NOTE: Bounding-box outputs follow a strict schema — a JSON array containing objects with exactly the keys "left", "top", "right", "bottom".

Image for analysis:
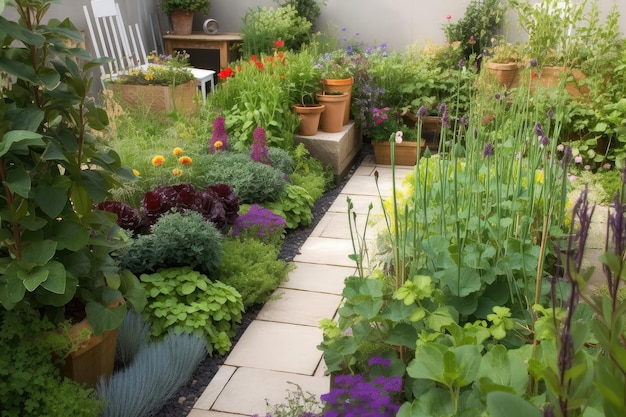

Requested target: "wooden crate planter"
[
  {"left": 109, "top": 80, "right": 198, "bottom": 116},
  {"left": 372, "top": 140, "right": 424, "bottom": 166}
]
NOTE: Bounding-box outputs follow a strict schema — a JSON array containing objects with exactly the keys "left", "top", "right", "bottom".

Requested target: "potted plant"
[
  {"left": 0, "top": 0, "right": 146, "bottom": 383},
  {"left": 108, "top": 50, "right": 198, "bottom": 115},
  {"left": 366, "top": 107, "right": 420, "bottom": 166},
  {"left": 484, "top": 40, "right": 522, "bottom": 88},
  {"left": 284, "top": 45, "right": 325, "bottom": 136},
  {"left": 316, "top": 48, "right": 360, "bottom": 125},
  {"left": 160, "top": 0, "right": 211, "bottom": 35}
]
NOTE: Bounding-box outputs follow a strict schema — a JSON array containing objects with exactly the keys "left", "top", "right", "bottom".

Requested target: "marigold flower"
[
  {"left": 144, "top": 72, "right": 154, "bottom": 81},
  {"left": 132, "top": 169, "right": 140, "bottom": 177},
  {"left": 151, "top": 155, "right": 165, "bottom": 166},
  {"left": 173, "top": 147, "right": 183, "bottom": 156},
  {"left": 178, "top": 156, "right": 192, "bottom": 166},
  {"left": 172, "top": 168, "right": 183, "bottom": 176},
  {"left": 214, "top": 140, "right": 223, "bottom": 150}
]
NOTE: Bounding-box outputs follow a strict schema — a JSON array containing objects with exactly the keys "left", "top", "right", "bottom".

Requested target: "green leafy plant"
[
  {"left": 111, "top": 51, "right": 195, "bottom": 86},
  {"left": 118, "top": 211, "right": 223, "bottom": 276},
  {"left": 240, "top": 5, "right": 312, "bottom": 56},
  {"left": 283, "top": 44, "right": 323, "bottom": 105},
  {"left": 274, "top": 0, "right": 326, "bottom": 27},
  {"left": 160, "top": 0, "right": 210, "bottom": 14},
  {"left": 139, "top": 266, "right": 244, "bottom": 355},
  {"left": 217, "top": 236, "right": 292, "bottom": 308},
  {"left": 264, "top": 184, "right": 315, "bottom": 229},
  {"left": 0, "top": 0, "right": 145, "bottom": 335},
  {"left": 0, "top": 306, "right": 102, "bottom": 417}
]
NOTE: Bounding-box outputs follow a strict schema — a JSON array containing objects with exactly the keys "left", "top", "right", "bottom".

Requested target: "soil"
[{"left": 152, "top": 144, "right": 372, "bottom": 417}]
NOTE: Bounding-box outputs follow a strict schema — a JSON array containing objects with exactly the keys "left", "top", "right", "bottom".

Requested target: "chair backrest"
[{"left": 83, "top": 0, "right": 148, "bottom": 82}]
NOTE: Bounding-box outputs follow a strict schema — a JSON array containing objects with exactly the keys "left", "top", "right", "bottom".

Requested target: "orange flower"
[
  {"left": 151, "top": 155, "right": 165, "bottom": 166},
  {"left": 132, "top": 169, "right": 140, "bottom": 177},
  {"left": 214, "top": 140, "right": 223, "bottom": 150},
  {"left": 178, "top": 156, "right": 192, "bottom": 166},
  {"left": 172, "top": 168, "right": 183, "bottom": 176},
  {"left": 173, "top": 147, "right": 183, "bottom": 156}
]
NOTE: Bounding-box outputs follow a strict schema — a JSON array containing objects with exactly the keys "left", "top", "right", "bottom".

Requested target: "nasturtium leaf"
[
  {"left": 22, "top": 239, "right": 57, "bottom": 265},
  {"left": 18, "top": 267, "right": 49, "bottom": 292}
]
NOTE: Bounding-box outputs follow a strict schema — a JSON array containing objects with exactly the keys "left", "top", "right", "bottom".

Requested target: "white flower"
[{"left": 395, "top": 131, "right": 403, "bottom": 143}]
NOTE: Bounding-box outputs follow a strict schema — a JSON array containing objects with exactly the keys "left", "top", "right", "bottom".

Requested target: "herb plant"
[{"left": 139, "top": 266, "right": 244, "bottom": 355}]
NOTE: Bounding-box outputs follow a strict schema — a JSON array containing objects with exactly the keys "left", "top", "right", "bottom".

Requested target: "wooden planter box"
[
  {"left": 372, "top": 141, "right": 424, "bottom": 166},
  {"left": 109, "top": 80, "right": 198, "bottom": 116}
]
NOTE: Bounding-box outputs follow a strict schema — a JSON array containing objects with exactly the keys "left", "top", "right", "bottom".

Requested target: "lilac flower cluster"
[
  {"left": 232, "top": 204, "right": 286, "bottom": 238},
  {"left": 320, "top": 367, "right": 402, "bottom": 417}
]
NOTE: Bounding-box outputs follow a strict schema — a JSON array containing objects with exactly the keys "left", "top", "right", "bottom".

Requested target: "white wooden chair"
[{"left": 83, "top": 0, "right": 215, "bottom": 102}]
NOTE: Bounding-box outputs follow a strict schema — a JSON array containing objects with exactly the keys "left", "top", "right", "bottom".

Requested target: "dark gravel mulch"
[{"left": 153, "top": 144, "right": 372, "bottom": 417}]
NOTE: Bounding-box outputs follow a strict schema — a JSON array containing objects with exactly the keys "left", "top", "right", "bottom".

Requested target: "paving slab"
[
  {"left": 225, "top": 320, "right": 323, "bottom": 375},
  {"left": 328, "top": 193, "right": 381, "bottom": 215},
  {"left": 194, "top": 365, "right": 237, "bottom": 410},
  {"left": 293, "top": 236, "right": 354, "bottom": 267},
  {"left": 257, "top": 288, "right": 342, "bottom": 326},
  {"left": 211, "top": 367, "right": 329, "bottom": 416},
  {"left": 312, "top": 211, "right": 377, "bottom": 241},
  {"left": 281, "top": 262, "right": 354, "bottom": 295},
  {"left": 188, "top": 410, "right": 242, "bottom": 417}
]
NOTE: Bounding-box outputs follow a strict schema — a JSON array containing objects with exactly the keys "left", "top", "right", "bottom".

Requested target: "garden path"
[
  {"left": 186, "top": 156, "right": 610, "bottom": 417},
  {"left": 187, "top": 154, "right": 412, "bottom": 416}
]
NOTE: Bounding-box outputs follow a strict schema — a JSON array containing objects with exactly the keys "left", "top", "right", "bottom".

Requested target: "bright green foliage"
[
  {"left": 139, "top": 266, "right": 244, "bottom": 355},
  {"left": 118, "top": 211, "right": 223, "bottom": 276},
  {"left": 264, "top": 184, "right": 315, "bottom": 229},
  {"left": 240, "top": 5, "right": 312, "bottom": 56},
  {"left": 0, "top": 306, "right": 102, "bottom": 417},
  {"left": 199, "top": 151, "right": 287, "bottom": 203},
  {"left": 216, "top": 236, "right": 292, "bottom": 308},
  {"left": 0, "top": 0, "right": 145, "bottom": 335}
]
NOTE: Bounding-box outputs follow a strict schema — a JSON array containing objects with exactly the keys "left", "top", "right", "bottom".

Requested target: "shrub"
[
  {"left": 217, "top": 237, "right": 292, "bottom": 308},
  {"left": 264, "top": 184, "right": 315, "bottom": 229},
  {"left": 139, "top": 266, "right": 244, "bottom": 355},
  {"left": 0, "top": 306, "right": 102, "bottom": 417},
  {"left": 118, "top": 211, "right": 223, "bottom": 276},
  {"left": 269, "top": 147, "right": 296, "bottom": 175},
  {"left": 200, "top": 151, "right": 287, "bottom": 203},
  {"left": 240, "top": 5, "right": 312, "bottom": 56},
  {"left": 98, "top": 331, "right": 206, "bottom": 417}
]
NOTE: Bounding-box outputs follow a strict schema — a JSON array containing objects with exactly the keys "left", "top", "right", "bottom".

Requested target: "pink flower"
[
  {"left": 574, "top": 155, "right": 583, "bottom": 164},
  {"left": 395, "top": 131, "right": 403, "bottom": 143},
  {"left": 446, "top": 14, "right": 452, "bottom": 20},
  {"left": 556, "top": 144, "right": 565, "bottom": 152}
]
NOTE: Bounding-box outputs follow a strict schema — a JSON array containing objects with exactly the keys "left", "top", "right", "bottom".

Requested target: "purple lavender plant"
[
  {"left": 232, "top": 204, "right": 286, "bottom": 239},
  {"left": 251, "top": 125, "right": 271, "bottom": 165}
]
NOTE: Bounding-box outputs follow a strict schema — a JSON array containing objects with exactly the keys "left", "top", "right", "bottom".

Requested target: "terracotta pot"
[
  {"left": 109, "top": 80, "right": 198, "bottom": 116},
  {"left": 170, "top": 10, "right": 194, "bottom": 35},
  {"left": 485, "top": 61, "right": 520, "bottom": 88},
  {"left": 372, "top": 140, "right": 424, "bottom": 166},
  {"left": 322, "top": 77, "right": 353, "bottom": 125},
  {"left": 316, "top": 92, "right": 349, "bottom": 133},
  {"left": 294, "top": 104, "right": 325, "bottom": 136},
  {"left": 60, "top": 318, "right": 118, "bottom": 387},
  {"left": 530, "top": 66, "right": 589, "bottom": 96}
]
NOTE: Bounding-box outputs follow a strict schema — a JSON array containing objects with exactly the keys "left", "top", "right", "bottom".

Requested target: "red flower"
[
  {"left": 250, "top": 55, "right": 258, "bottom": 62},
  {"left": 532, "top": 72, "right": 538, "bottom": 79},
  {"left": 217, "top": 67, "right": 234, "bottom": 79},
  {"left": 482, "top": 114, "right": 496, "bottom": 125},
  {"left": 446, "top": 14, "right": 452, "bottom": 20},
  {"left": 255, "top": 60, "right": 264, "bottom": 70},
  {"left": 273, "top": 39, "right": 284, "bottom": 48}
]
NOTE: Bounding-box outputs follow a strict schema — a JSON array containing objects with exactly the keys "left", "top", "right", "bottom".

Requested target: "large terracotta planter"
[
  {"left": 485, "top": 61, "right": 520, "bottom": 89},
  {"left": 294, "top": 104, "right": 325, "bottom": 136},
  {"left": 109, "top": 80, "right": 198, "bottom": 116},
  {"left": 60, "top": 318, "right": 118, "bottom": 387},
  {"left": 170, "top": 10, "right": 194, "bottom": 35},
  {"left": 322, "top": 77, "right": 353, "bottom": 125},
  {"left": 372, "top": 140, "right": 423, "bottom": 166},
  {"left": 316, "top": 92, "right": 349, "bottom": 133},
  {"left": 530, "top": 66, "right": 589, "bottom": 96}
]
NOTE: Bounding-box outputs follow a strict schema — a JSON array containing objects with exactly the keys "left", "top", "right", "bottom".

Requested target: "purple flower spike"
[
  {"left": 438, "top": 102, "right": 447, "bottom": 116},
  {"left": 417, "top": 105, "right": 428, "bottom": 118},
  {"left": 530, "top": 58, "right": 538, "bottom": 67},
  {"left": 540, "top": 135, "right": 550, "bottom": 147},
  {"left": 251, "top": 125, "right": 270, "bottom": 165},
  {"left": 483, "top": 143, "right": 494, "bottom": 157},
  {"left": 459, "top": 114, "right": 469, "bottom": 126},
  {"left": 533, "top": 122, "right": 544, "bottom": 137},
  {"left": 494, "top": 93, "right": 501, "bottom": 100},
  {"left": 547, "top": 107, "right": 554, "bottom": 119}
]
